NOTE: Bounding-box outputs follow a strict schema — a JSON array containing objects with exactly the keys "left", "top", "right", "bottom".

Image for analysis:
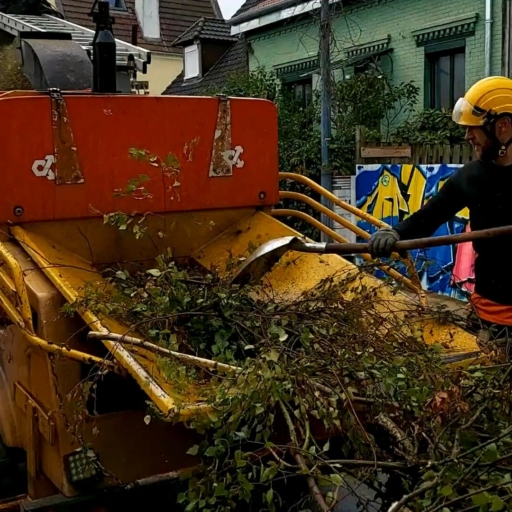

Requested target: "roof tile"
[
  {"left": 231, "top": 0, "right": 265, "bottom": 18},
  {"left": 173, "top": 17, "right": 237, "bottom": 46},
  {"left": 243, "top": 0, "right": 287, "bottom": 15},
  {"left": 60, "top": 0, "right": 218, "bottom": 55}
]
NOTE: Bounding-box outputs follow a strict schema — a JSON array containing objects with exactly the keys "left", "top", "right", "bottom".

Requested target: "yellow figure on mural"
[
  {"left": 358, "top": 164, "right": 469, "bottom": 223},
  {"left": 359, "top": 165, "right": 427, "bottom": 223}
]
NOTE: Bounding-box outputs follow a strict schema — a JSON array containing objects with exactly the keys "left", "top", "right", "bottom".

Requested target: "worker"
[{"left": 368, "top": 76, "right": 512, "bottom": 345}]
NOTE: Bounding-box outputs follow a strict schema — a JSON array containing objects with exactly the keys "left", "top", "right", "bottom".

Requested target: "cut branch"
[
  {"left": 279, "top": 400, "right": 329, "bottom": 511},
  {"left": 388, "top": 479, "right": 439, "bottom": 512},
  {"left": 376, "top": 413, "right": 415, "bottom": 457},
  {"left": 88, "top": 331, "right": 240, "bottom": 374}
]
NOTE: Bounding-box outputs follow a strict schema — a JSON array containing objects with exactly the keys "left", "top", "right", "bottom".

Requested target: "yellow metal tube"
[
  {"left": 0, "top": 287, "right": 119, "bottom": 371},
  {"left": 279, "top": 186, "right": 427, "bottom": 305},
  {"left": 0, "top": 268, "right": 16, "bottom": 295},
  {"left": 272, "top": 209, "right": 350, "bottom": 243},
  {"left": 0, "top": 242, "right": 33, "bottom": 332},
  {"left": 11, "top": 224, "right": 179, "bottom": 418},
  {"left": 280, "top": 191, "right": 371, "bottom": 239},
  {"left": 271, "top": 209, "right": 424, "bottom": 297},
  {"left": 0, "top": 288, "right": 25, "bottom": 329},
  {"left": 280, "top": 172, "right": 388, "bottom": 228},
  {"left": 23, "top": 332, "right": 122, "bottom": 374}
]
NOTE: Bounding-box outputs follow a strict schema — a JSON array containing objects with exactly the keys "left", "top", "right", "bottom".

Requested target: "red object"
[{"left": 0, "top": 92, "right": 279, "bottom": 223}]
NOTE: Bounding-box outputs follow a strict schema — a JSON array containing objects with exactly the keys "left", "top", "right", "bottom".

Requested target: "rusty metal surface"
[
  {"left": 50, "top": 90, "right": 84, "bottom": 185},
  {"left": 209, "top": 97, "right": 232, "bottom": 177}
]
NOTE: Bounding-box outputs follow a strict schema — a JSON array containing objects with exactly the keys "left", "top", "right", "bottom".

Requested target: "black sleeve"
[{"left": 393, "top": 168, "right": 468, "bottom": 241}]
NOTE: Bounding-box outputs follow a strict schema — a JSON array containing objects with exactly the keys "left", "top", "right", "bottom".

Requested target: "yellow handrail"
[
  {"left": 0, "top": 287, "right": 118, "bottom": 371},
  {"left": 280, "top": 191, "right": 371, "bottom": 240},
  {"left": 279, "top": 173, "right": 427, "bottom": 305},
  {"left": 279, "top": 172, "right": 388, "bottom": 228},
  {"left": 0, "top": 242, "right": 33, "bottom": 332},
  {"left": 272, "top": 209, "right": 424, "bottom": 298}
]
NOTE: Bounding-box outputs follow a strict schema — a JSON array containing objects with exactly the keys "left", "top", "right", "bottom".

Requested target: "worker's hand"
[{"left": 368, "top": 228, "right": 400, "bottom": 258}]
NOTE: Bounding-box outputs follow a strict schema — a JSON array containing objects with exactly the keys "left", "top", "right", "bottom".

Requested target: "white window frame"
[{"left": 184, "top": 44, "right": 201, "bottom": 80}]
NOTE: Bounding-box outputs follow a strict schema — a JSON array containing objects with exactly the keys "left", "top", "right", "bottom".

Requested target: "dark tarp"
[{"left": 0, "top": 0, "right": 63, "bottom": 18}]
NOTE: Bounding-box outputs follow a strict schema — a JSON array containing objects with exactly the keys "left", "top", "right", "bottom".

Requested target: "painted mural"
[{"left": 355, "top": 163, "right": 475, "bottom": 300}]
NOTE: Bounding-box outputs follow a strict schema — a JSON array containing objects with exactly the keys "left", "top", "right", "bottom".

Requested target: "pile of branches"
[{"left": 76, "top": 257, "right": 512, "bottom": 512}]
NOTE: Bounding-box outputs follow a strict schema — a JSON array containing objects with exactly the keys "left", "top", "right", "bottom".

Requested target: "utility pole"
[{"left": 319, "top": 0, "right": 333, "bottom": 241}]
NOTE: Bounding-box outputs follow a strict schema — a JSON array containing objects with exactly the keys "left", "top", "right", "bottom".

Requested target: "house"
[
  {"left": 168, "top": 0, "right": 512, "bottom": 111},
  {"left": 163, "top": 2, "right": 256, "bottom": 95},
  {"left": 162, "top": 18, "right": 247, "bottom": 95},
  {"left": 225, "top": 0, "right": 510, "bottom": 112},
  {"left": 53, "top": 0, "right": 222, "bottom": 94}
]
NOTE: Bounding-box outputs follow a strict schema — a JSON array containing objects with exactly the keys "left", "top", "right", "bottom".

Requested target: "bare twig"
[
  {"left": 279, "top": 400, "right": 329, "bottom": 511},
  {"left": 388, "top": 479, "right": 439, "bottom": 512},
  {"left": 376, "top": 413, "right": 415, "bottom": 457},
  {"left": 88, "top": 331, "right": 240, "bottom": 374},
  {"left": 328, "top": 460, "right": 408, "bottom": 470},
  {"left": 426, "top": 483, "right": 502, "bottom": 512}
]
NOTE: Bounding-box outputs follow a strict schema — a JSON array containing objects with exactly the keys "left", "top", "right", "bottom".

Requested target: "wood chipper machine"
[{"left": 0, "top": 2, "right": 485, "bottom": 510}]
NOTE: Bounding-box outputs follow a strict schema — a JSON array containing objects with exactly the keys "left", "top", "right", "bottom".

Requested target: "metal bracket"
[
  {"left": 49, "top": 89, "right": 84, "bottom": 185},
  {"left": 14, "top": 382, "right": 56, "bottom": 446},
  {"left": 208, "top": 97, "right": 245, "bottom": 177}
]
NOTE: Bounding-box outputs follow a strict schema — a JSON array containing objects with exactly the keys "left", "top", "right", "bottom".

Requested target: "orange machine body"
[
  {"left": 0, "top": 90, "right": 280, "bottom": 509},
  {"left": 0, "top": 91, "right": 279, "bottom": 224}
]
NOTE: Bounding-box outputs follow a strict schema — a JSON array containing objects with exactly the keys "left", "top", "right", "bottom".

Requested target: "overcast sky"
[{"left": 218, "top": 0, "right": 245, "bottom": 18}]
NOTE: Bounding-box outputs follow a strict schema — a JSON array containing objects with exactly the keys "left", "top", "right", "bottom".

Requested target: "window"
[
  {"left": 184, "top": 44, "right": 200, "bottom": 80},
  {"left": 286, "top": 78, "right": 312, "bottom": 109},
  {"left": 107, "top": 0, "right": 127, "bottom": 10},
  {"left": 426, "top": 47, "right": 465, "bottom": 109}
]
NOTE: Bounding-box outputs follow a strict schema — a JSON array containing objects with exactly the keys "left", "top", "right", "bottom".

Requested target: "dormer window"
[
  {"left": 107, "top": 0, "right": 127, "bottom": 11},
  {"left": 173, "top": 19, "right": 237, "bottom": 84},
  {"left": 184, "top": 44, "right": 201, "bottom": 80}
]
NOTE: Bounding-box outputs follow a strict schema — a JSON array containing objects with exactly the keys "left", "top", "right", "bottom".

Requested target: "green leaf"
[
  {"left": 483, "top": 443, "right": 498, "bottom": 462},
  {"left": 491, "top": 496, "right": 505, "bottom": 511},
  {"left": 266, "top": 488, "right": 274, "bottom": 504},
  {"left": 472, "top": 493, "right": 490, "bottom": 507},
  {"left": 323, "top": 440, "right": 330, "bottom": 452},
  {"left": 235, "top": 450, "right": 247, "bottom": 467},
  {"left": 185, "top": 502, "right": 196, "bottom": 512},
  {"left": 147, "top": 269, "right": 161, "bottom": 277},
  {"left": 204, "top": 446, "right": 216, "bottom": 457},
  {"left": 214, "top": 483, "right": 227, "bottom": 497},
  {"left": 186, "top": 445, "right": 199, "bottom": 456},
  {"left": 422, "top": 470, "right": 437, "bottom": 481},
  {"left": 440, "top": 485, "right": 453, "bottom": 497},
  {"left": 330, "top": 473, "right": 344, "bottom": 487},
  {"left": 115, "top": 270, "right": 127, "bottom": 280},
  {"left": 166, "top": 152, "right": 180, "bottom": 168},
  {"left": 238, "top": 473, "right": 254, "bottom": 492}
]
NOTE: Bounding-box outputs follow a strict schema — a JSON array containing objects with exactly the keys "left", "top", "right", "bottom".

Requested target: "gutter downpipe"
[
  {"left": 504, "top": 0, "right": 512, "bottom": 77},
  {"left": 485, "top": 0, "right": 492, "bottom": 76}
]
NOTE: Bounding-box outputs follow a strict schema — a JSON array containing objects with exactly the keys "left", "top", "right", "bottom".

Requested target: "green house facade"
[{"left": 228, "top": 0, "right": 512, "bottom": 111}]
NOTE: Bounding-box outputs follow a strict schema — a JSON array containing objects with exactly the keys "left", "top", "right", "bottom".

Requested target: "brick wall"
[{"left": 246, "top": 0, "right": 503, "bottom": 108}]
